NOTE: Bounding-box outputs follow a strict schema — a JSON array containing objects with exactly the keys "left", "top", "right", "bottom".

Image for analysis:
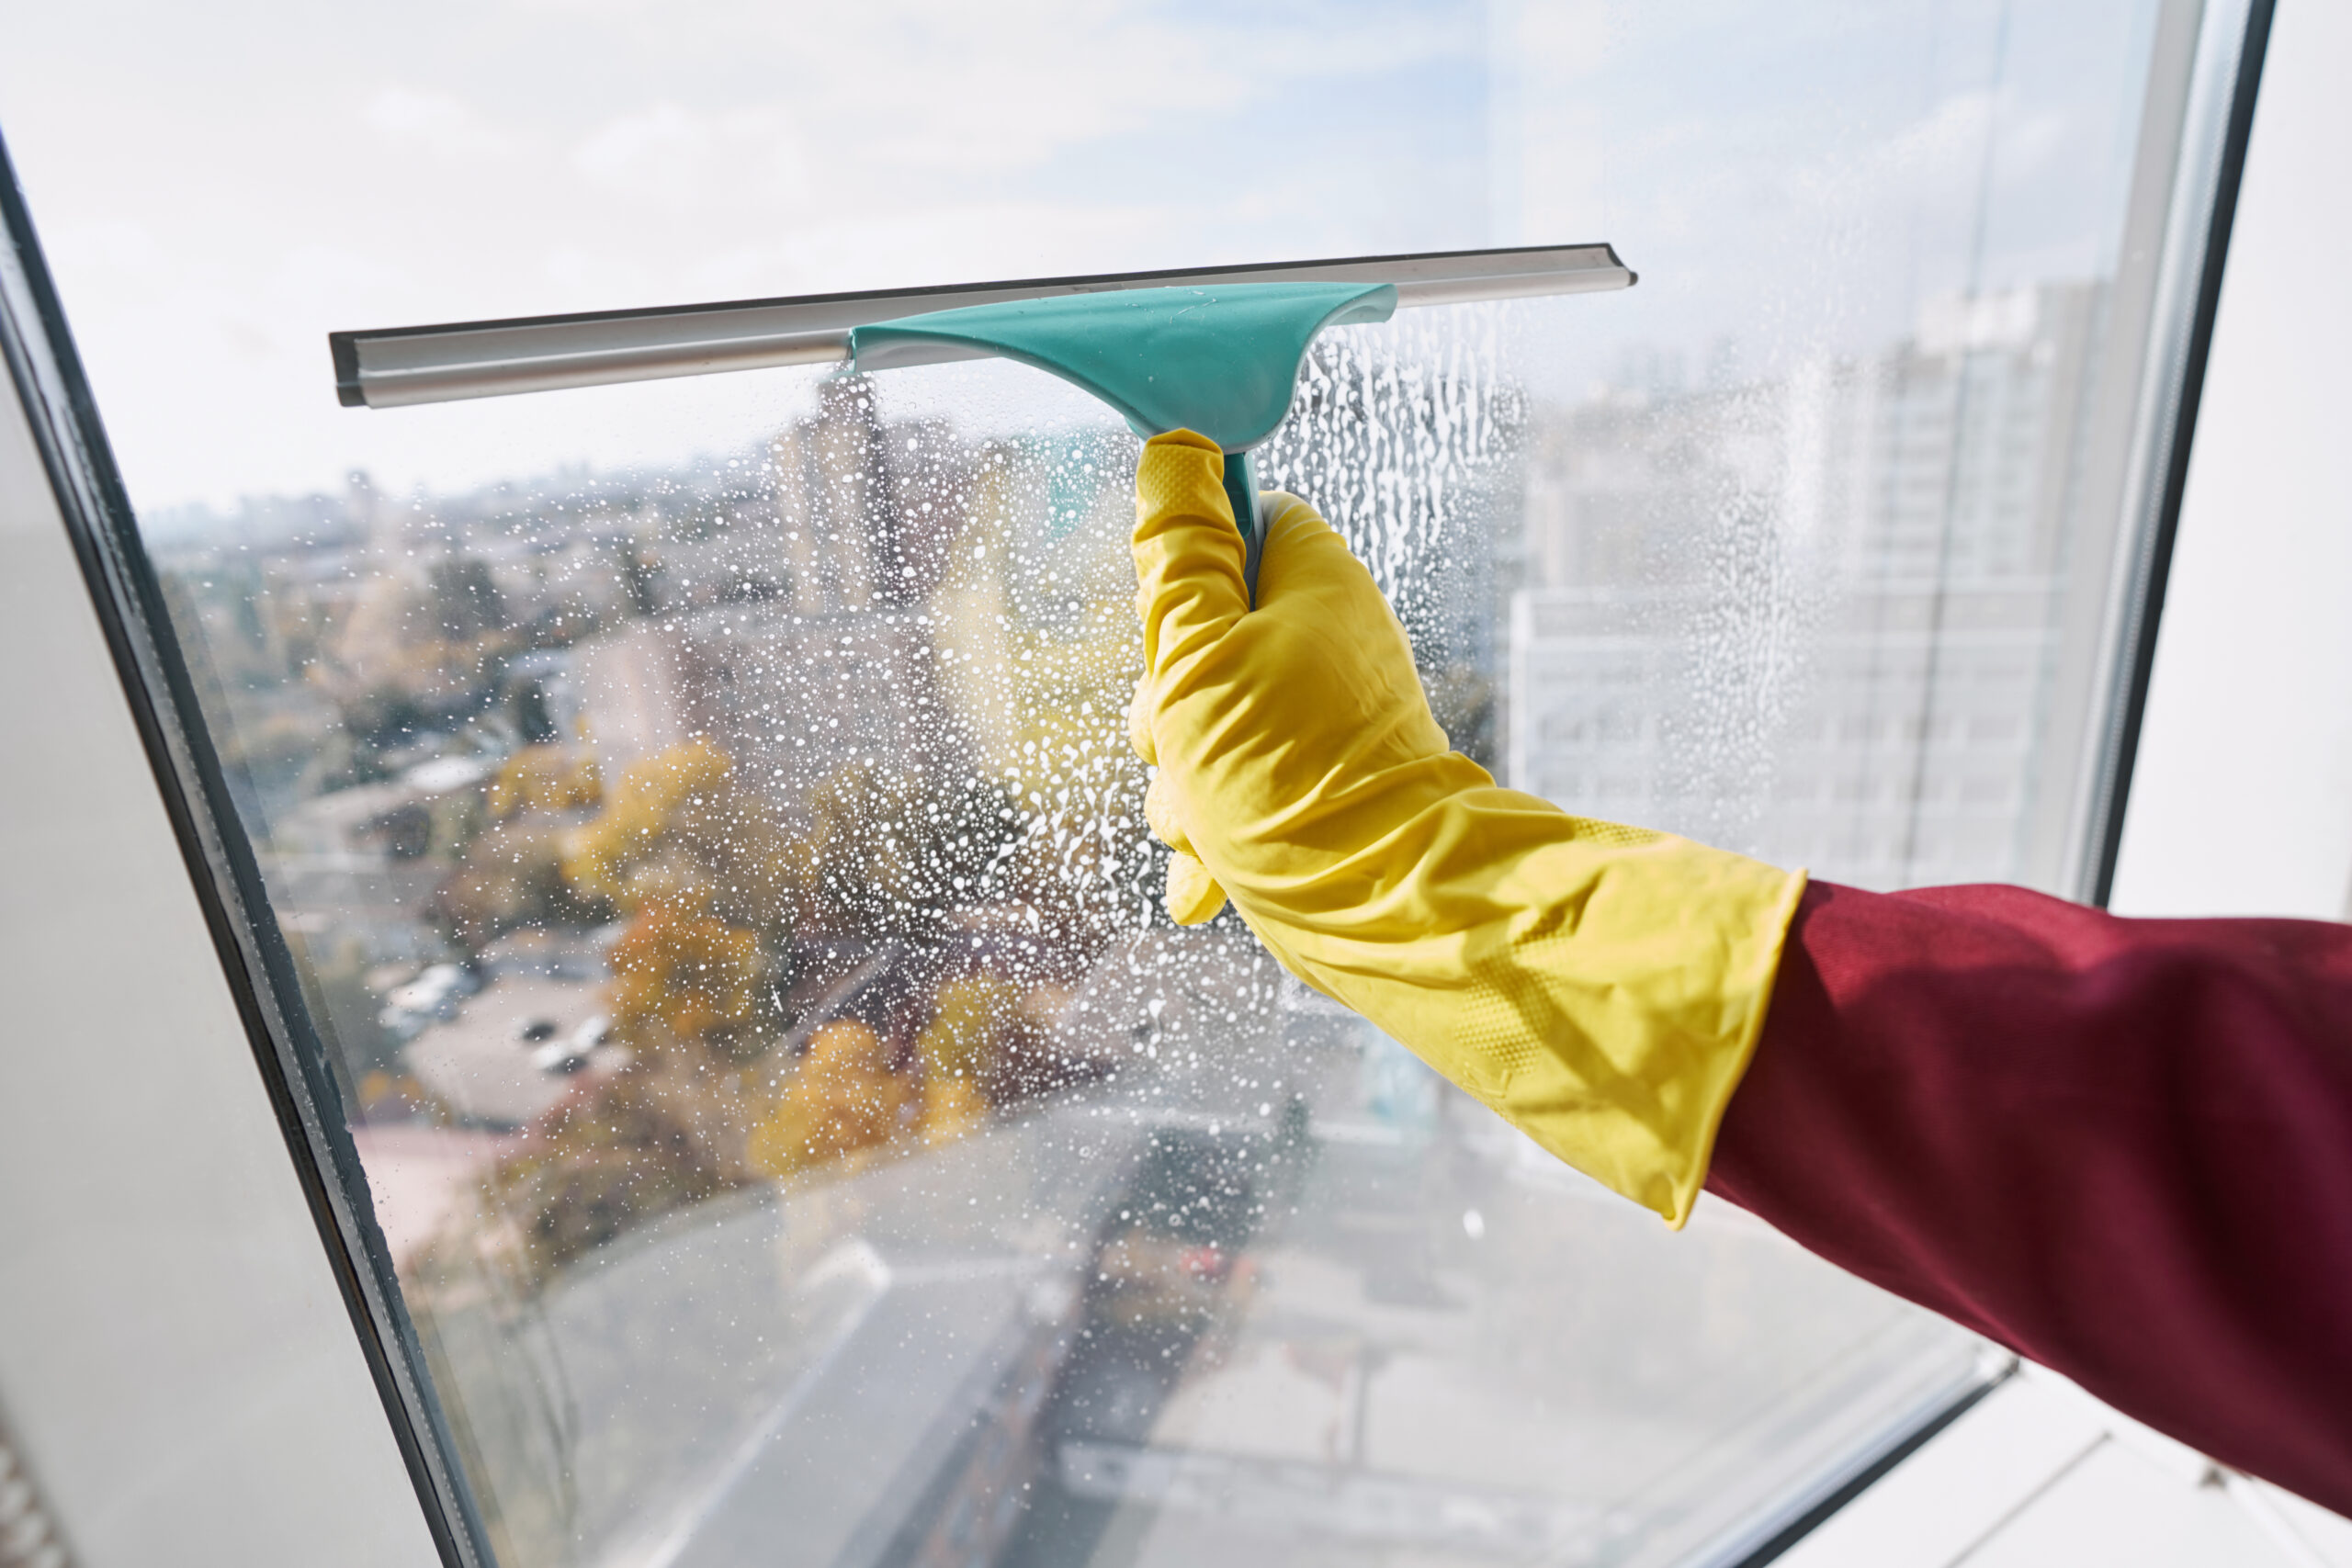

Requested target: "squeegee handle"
[{"left": 1223, "top": 449, "right": 1265, "bottom": 607}]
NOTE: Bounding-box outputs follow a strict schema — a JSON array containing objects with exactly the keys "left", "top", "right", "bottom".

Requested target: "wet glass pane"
[
  {"left": 164, "top": 333, "right": 1991, "bottom": 1566},
  {"left": 148, "top": 321, "right": 1990, "bottom": 1568},
  {"left": 12, "top": 0, "right": 2194, "bottom": 1563}
]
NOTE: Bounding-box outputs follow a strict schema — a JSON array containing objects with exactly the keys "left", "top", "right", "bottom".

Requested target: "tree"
[
  {"left": 747, "top": 1020, "right": 916, "bottom": 1177},
  {"left": 607, "top": 898, "right": 769, "bottom": 1056},
  {"left": 488, "top": 744, "right": 600, "bottom": 818}
]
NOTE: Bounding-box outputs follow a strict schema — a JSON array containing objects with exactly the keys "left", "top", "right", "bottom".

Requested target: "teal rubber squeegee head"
[{"left": 847, "top": 281, "right": 1399, "bottom": 597}]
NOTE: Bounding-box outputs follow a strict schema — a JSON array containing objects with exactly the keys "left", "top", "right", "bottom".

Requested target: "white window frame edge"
[{"left": 2039, "top": 0, "right": 2275, "bottom": 905}]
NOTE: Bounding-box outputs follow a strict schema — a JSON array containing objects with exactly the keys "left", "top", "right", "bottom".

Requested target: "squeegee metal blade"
[{"left": 329, "top": 243, "right": 1635, "bottom": 410}]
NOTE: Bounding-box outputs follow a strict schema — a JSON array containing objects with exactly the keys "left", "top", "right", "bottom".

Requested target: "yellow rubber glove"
[{"left": 1129, "top": 429, "right": 1806, "bottom": 1225}]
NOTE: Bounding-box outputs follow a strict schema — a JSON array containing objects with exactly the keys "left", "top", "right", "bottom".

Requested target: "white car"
[
  {"left": 377, "top": 962, "right": 480, "bottom": 1038},
  {"left": 530, "top": 1013, "right": 613, "bottom": 1076}
]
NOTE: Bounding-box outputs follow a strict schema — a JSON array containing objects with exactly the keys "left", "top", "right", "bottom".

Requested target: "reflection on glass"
[{"left": 121, "top": 5, "right": 2193, "bottom": 1564}]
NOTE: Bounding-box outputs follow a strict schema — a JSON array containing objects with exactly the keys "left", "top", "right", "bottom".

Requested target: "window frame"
[{"left": 0, "top": 135, "right": 495, "bottom": 1568}]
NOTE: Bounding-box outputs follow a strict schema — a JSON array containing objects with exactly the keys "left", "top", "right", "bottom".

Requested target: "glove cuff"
[{"left": 1237, "top": 804, "right": 1807, "bottom": 1228}]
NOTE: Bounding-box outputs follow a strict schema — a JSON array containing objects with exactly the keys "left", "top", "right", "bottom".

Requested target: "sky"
[{"left": 0, "top": 0, "right": 2160, "bottom": 513}]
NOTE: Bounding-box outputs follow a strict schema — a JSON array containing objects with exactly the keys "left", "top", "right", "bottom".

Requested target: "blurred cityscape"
[
  {"left": 143, "top": 308, "right": 2038, "bottom": 1566},
  {"left": 1510, "top": 280, "right": 2108, "bottom": 887}
]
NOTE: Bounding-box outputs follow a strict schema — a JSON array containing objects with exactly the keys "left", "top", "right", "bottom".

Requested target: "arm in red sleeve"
[{"left": 1705, "top": 880, "right": 2352, "bottom": 1516}]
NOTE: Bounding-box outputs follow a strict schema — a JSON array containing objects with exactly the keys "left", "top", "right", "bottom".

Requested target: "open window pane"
[{"left": 8, "top": 0, "right": 2236, "bottom": 1563}]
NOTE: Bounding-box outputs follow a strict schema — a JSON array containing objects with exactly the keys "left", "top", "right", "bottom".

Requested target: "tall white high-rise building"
[{"left": 1509, "top": 282, "right": 2103, "bottom": 888}]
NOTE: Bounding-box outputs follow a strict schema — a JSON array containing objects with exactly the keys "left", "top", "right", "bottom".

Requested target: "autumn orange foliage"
[
  {"left": 489, "top": 744, "right": 602, "bottom": 818},
  {"left": 434, "top": 737, "right": 1079, "bottom": 1283},
  {"left": 747, "top": 1020, "right": 916, "bottom": 1177},
  {"left": 606, "top": 899, "right": 766, "bottom": 1046},
  {"left": 561, "top": 738, "right": 736, "bottom": 910}
]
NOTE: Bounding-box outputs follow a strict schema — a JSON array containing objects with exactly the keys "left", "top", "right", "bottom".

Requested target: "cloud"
[
  {"left": 363, "top": 86, "right": 522, "bottom": 159},
  {"left": 571, "top": 102, "right": 810, "bottom": 208},
  {"left": 551, "top": 0, "right": 1476, "bottom": 182},
  {"left": 673, "top": 197, "right": 1184, "bottom": 298}
]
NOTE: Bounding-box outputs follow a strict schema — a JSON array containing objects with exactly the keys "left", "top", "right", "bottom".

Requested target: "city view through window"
[
  {"left": 149, "top": 270, "right": 2143, "bottom": 1565},
  {"left": 3, "top": 0, "right": 2208, "bottom": 1563}
]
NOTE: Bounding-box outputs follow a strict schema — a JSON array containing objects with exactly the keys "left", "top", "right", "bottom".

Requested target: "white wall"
[
  {"left": 0, "top": 325, "right": 439, "bottom": 1562},
  {"left": 2109, "top": 0, "right": 2352, "bottom": 920}
]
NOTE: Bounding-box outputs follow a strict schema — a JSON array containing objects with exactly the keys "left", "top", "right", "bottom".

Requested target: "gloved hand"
[{"left": 1128, "top": 428, "right": 1805, "bottom": 1225}]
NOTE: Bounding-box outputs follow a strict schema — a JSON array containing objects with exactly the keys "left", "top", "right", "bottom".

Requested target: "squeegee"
[{"left": 330, "top": 244, "right": 1634, "bottom": 593}]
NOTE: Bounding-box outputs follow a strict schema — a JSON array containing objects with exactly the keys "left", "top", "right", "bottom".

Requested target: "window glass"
[
  {"left": 173, "top": 340, "right": 1993, "bottom": 1568},
  {"left": 6, "top": 1, "right": 2198, "bottom": 1563}
]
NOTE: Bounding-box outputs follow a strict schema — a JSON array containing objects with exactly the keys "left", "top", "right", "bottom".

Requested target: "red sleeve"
[{"left": 1705, "top": 880, "right": 2352, "bottom": 1516}]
